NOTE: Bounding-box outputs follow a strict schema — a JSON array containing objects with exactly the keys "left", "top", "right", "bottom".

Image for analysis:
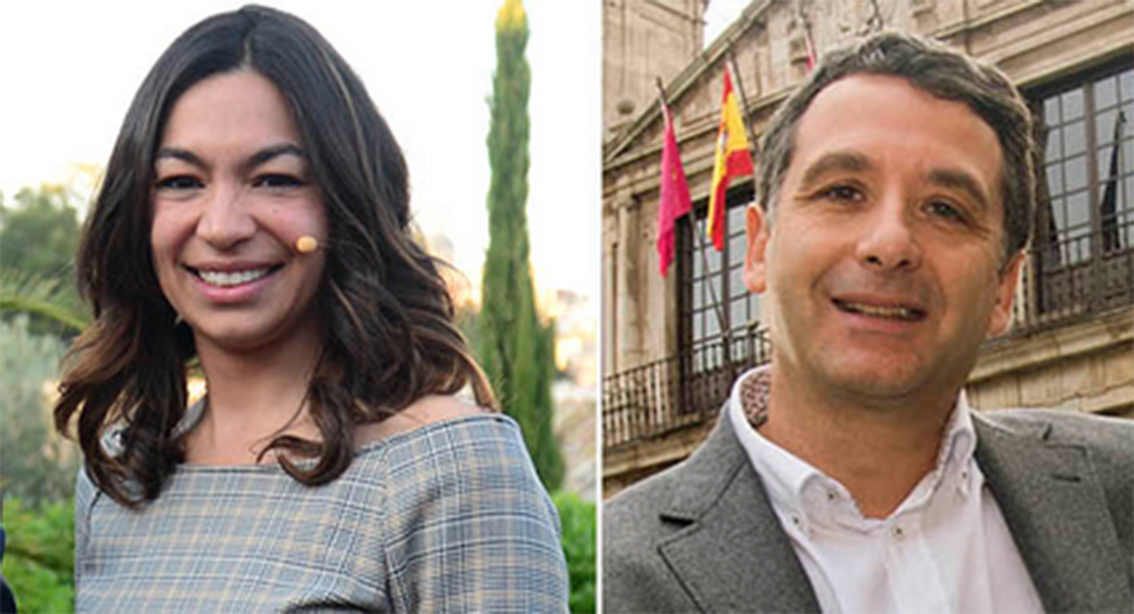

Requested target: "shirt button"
[
  {"left": 892, "top": 525, "right": 905, "bottom": 540},
  {"left": 826, "top": 490, "right": 838, "bottom": 502}
]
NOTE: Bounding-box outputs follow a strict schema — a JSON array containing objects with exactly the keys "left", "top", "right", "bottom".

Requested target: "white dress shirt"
[{"left": 728, "top": 366, "right": 1045, "bottom": 614}]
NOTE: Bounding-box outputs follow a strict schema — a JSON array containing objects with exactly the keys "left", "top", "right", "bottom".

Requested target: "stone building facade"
[
  {"left": 603, "top": 0, "right": 708, "bottom": 136},
  {"left": 602, "top": 0, "right": 1134, "bottom": 497}
]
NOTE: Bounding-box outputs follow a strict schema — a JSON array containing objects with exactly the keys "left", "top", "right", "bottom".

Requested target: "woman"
[{"left": 54, "top": 5, "right": 568, "bottom": 612}]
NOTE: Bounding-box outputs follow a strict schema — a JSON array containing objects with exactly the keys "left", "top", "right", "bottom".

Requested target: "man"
[{"left": 604, "top": 32, "right": 1133, "bottom": 613}]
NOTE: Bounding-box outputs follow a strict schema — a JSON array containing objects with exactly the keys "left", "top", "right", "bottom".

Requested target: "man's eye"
[
  {"left": 927, "top": 200, "right": 965, "bottom": 222},
  {"left": 155, "top": 176, "right": 203, "bottom": 190},
  {"left": 821, "top": 185, "right": 863, "bottom": 202},
  {"left": 254, "top": 174, "right": 304, "bottom": 189}
]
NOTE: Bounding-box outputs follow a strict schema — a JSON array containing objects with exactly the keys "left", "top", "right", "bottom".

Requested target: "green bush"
[
  {"left": 2, "top": 496, "right": 75, "bottom": 614},
  {"left": 554, "top": 492, "right": 596, "bottom": 614}
]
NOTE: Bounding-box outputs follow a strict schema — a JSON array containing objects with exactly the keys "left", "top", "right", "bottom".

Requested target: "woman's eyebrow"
[
  {"left": 153, "top": 143, "right": 307, "bottom": 172},
  {"left": 246, "top": 143, "right": 307, "bottom": 169},
  {"left": 154, "top": 147, "right": 207, "bottom": 169}
]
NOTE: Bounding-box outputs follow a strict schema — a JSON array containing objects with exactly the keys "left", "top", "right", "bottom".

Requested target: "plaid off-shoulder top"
[{"left": 74, "top": 413, "right": 569, "bottom": 613}]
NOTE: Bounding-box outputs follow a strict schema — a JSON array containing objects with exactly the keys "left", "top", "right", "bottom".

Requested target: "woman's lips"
[
  {"left": 185, "top": 264, "right": 283, "bottom": 304},
  {"left": 195, "top": 267, "right": 274, "bottom": 287}
]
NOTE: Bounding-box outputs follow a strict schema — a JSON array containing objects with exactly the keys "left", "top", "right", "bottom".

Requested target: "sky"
[
  {"left": 704, "top": 0, "right": 753, "bottom": 45},
  {"left": 0, "top": 1, "right": 600, "bottom": 306}
]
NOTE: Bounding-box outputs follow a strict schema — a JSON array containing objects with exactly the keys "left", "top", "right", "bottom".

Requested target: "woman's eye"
[
  {"left": 254, "top": 174, "right": 304, "bottom": 189},
  {"left": 155, "top": 176, "right": 203, "bottom": 191}
]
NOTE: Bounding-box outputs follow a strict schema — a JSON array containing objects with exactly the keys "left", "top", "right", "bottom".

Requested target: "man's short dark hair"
[{"left": 757, "top": 31, "right": 1035, "bottom": 262}]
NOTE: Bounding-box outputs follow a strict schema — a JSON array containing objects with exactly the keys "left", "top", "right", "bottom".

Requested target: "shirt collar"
[
  {"left": 728, "top": 364, "right": 979, "bottom": 529},
  {"left": 728, "top": 367, "right": 819, "bottom": 526}
]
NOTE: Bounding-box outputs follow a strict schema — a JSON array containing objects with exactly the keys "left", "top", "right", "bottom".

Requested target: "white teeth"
[
  {"left": 842, "top": 302, "right": 918, "bottom": 319},
  {"left": 197, "top": 268, "right": 272, "bottom": 287}
]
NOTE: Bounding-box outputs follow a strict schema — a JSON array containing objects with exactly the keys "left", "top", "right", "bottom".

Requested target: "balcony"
[{"left": 603, "top": 328, "right": 771, "bottom": 450}]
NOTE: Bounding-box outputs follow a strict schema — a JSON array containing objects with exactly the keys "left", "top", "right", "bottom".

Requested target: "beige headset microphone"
[{"left": 295, "top": 236, "right": 320, "bottom": 254}]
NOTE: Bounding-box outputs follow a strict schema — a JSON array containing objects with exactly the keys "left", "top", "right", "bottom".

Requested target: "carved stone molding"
[{"left": 910, "top": 0, "right": 936, "bottom": 17}]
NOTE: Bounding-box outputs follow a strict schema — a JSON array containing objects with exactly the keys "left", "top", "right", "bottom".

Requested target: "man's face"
[{"left": 746, "top": 74, "right": 1023, "bottom": 405}]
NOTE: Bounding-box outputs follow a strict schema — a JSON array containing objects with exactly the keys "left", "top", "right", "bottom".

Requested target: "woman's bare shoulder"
[{"left": 353, "top": 395, "right": 488, "bottom": 448}]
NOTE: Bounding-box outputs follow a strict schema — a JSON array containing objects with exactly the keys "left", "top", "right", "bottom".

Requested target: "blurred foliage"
[
  {"left": 1, "top": 497, "right": 75, "bottom": 614},
  {"left": 0, "top": 185, "right": 81, "bottom": 277},
  {"left": 0, "top": 184, "right": 89, "bottom": 336},
  {"left": 554, "top": 492, "right": 596, "bottom": 614},
  {"left": 0, "top": 316, "right": 78, "bottom": 507},
  {"left": 0, "top": 269, "right": 89, "bottom": 335},
  {"left": 1, "top": 185, "right": 82, "bottom": 613},
  {"left": 454, "top": 302, "right": 479, "bottom": 357}
]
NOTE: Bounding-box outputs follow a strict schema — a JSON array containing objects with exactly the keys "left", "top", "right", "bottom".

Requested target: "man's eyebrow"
[
  {"left": 798, "top": 150, "right": 874, "bottom": 190},
  {"left": 926, "top": 168, "right": 991, "bottom": 214},
  {"left": 153, "top": 143, "right": 306, "bottom": 171}
]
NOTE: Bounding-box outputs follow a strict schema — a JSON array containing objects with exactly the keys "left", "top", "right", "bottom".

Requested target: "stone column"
[{"left": 617, "top": 196, "right": 644, "bottom": 369}]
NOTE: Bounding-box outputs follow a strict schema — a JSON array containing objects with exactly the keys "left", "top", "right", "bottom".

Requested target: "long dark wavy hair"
[{"left": 54, "top": 5, "right": 496, "bottom": 508}]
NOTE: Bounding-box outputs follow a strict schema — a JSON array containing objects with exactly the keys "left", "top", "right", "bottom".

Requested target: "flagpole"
[
  {"left": 726, "top": 51, "right": 759, "bottom": 161},
  {"left": 719, "top": 57, "right": 762, "bottom": 370},
  {"left": 655, "top": 77, "right": 731, "bottom": 353}
]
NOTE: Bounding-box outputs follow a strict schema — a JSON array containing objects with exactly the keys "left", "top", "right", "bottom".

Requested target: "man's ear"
[
  {"left": 987, "top": 251, "right": 1025, "bottom": 337},
  {"left": 745, "top": 204, "right": 771, "bottom": 294}
]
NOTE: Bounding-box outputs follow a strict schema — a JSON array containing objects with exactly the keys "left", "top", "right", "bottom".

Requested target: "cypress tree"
[{"left": 478, "top": 0, "right": 564, "bottom": 490}]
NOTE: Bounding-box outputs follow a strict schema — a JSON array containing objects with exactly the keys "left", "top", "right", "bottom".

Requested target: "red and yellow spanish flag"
[{"left": 707, "top": 67, "right": 754, "bottom": 251}]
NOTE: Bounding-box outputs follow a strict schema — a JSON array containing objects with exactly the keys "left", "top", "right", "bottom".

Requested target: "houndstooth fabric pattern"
[{"left": 74, "top": 414, "right": 569, "bottom": 613}]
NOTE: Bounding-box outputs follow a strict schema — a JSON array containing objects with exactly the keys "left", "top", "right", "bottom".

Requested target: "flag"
[
  {"left": 1100, "top": 110, "right": 1126, "bottom": 252},
  {"left": 803, "top": 24, "right": 817, "bottom": 71},
  {"left": 707, "top": 67, "right": 754, "bottom": 251},
  {"left": 657, "top": 99, "right": 692, "bottom": 277}
]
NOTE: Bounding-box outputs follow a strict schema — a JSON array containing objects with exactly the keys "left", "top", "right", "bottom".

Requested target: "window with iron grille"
[
  {"left": 1031, "top": 59, "right": 1134, "bottom": 317},
  {"left": 677, "top": 185, "right": 766, "bottom": 412}
]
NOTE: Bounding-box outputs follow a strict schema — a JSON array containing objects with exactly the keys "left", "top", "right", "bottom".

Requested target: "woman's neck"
[{"left": 185, "top": 322, "right": 324, "bottom": 465}]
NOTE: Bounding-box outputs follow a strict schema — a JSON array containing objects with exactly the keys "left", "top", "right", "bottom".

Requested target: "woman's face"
[{"left": 150, "top": 70, "right": 328, "bottom": 355}]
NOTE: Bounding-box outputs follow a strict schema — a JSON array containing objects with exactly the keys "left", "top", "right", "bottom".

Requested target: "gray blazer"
[{"left": 603, "top": 409, "right": 1134, "bottom": 613}]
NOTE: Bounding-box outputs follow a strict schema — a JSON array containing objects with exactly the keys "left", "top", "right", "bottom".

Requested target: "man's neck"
[{"left": 759, "top": 362, "right": 959, "bottom": 518}]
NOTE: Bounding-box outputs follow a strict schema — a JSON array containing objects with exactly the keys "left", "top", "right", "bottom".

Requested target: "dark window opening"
[{"left": 1030, "top": 59, "right": 1134, "bottom": 318}]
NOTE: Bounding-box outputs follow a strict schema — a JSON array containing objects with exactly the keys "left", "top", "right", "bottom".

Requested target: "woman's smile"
[{"left": 185, "top": 262, "right": 284, "bottom": 303}]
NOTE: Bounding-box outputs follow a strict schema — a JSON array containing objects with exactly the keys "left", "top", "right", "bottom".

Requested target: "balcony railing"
[
  {"left": 603, "top": 221, "right": 1134, "bottom": 452},
  {"left": 603, "top": 327, "right": 771, "bottom": 449},
  {"left": 1022, "top": 218, "right": 1134, "bottom": 330}
]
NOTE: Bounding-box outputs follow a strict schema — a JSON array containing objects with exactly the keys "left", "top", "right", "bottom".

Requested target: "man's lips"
[{"left": 831, "top": 295, "right": 927, "bottom": 321}]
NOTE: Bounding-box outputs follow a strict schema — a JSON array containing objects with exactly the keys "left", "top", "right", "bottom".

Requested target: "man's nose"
[
  {"left": 196, "top": 183, "right": 256, "bottom": 250},
  {"left": 854, "top": 197, "right": 922, "bottom": 272}
]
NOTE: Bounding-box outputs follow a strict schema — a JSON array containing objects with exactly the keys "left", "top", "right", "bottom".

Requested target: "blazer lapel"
[
  {"left": 975, "top": 414, "right": 1133, "bottom": 613},
  {"left": 656, "top": 414, "right": 821, "bottom": 613}
]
